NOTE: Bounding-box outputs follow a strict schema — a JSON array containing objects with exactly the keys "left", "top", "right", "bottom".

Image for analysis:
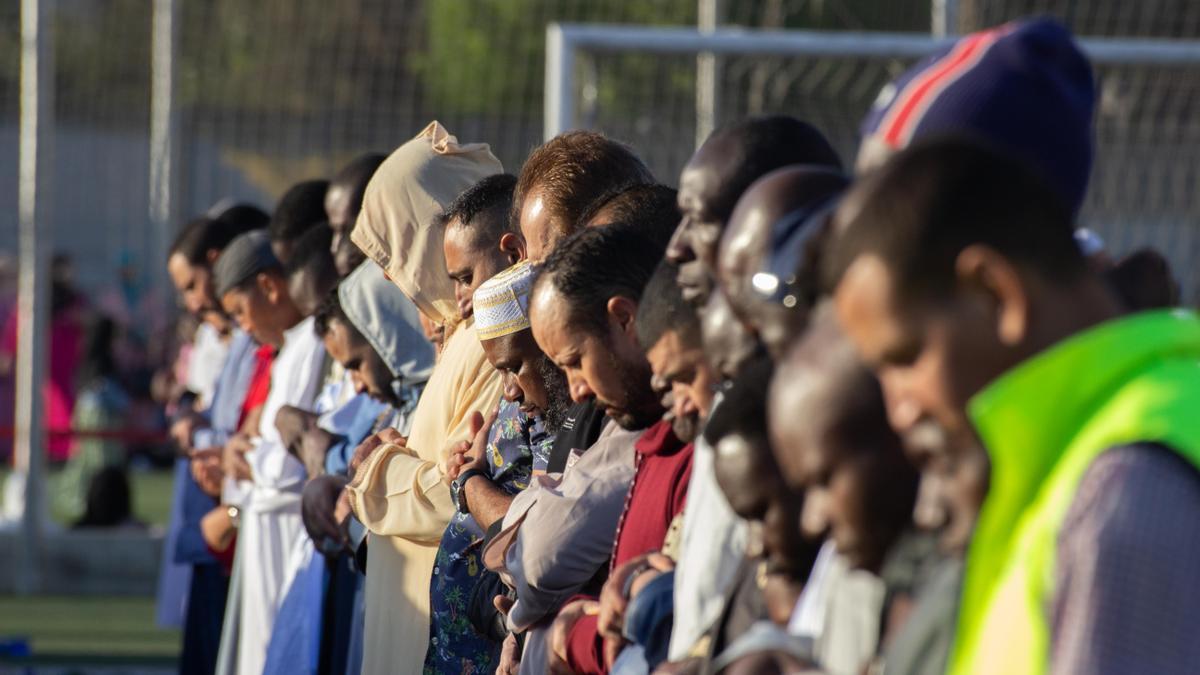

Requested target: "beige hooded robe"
[{"left": 348, "top": 121, "right": 505, "bottom": 674}]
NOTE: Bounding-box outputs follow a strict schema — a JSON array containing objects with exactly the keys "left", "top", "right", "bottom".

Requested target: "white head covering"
[
  {"left": 350, "top": 121, "right": 504, "bottom": 326},
  {"left": 473, "top": 261, "right": 538, "bottom": 341},
  {"left": 339, "top": 261, "right": 436, "bottom": 385}
]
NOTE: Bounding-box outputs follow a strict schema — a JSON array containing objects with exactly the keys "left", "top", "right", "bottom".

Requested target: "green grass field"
[
  {"left": 0, "top": 466, "right": 175, "bottom": 528},
  {"left": 0, "top": 467, "right": 179, "bottom": 665},
  {"left": 0, "top": 595, "right": 179, "bottom": 660}
]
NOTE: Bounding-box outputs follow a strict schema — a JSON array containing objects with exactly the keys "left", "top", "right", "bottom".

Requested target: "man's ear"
[
  {"left": 955, "top": 244, "right": 1028, "bottom": 347},
  {"left": 499, "top": 231, "right": 527, "bottom": 264},
  {"left": 205, "top": 248, "right": 222, "bottom": 266},
  {"left": 606, "top": 296, "right": 639, "bottom": 338}
]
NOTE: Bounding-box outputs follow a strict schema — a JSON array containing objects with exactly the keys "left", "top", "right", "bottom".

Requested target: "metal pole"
[
  {"left": 15, "top": 0, "right": 54, "bottom": 596},
  {"left": 150, "top": 0, "right": 179, "bottom": 287},
  {"left": 932, "top": 0, "right": 958, "bottom": 37},
  {"left": 544, "top": 24, "right": 575, "bottom": 140},
  {"left": 695, "top": 0, "right": 721, "bottom": 148}
]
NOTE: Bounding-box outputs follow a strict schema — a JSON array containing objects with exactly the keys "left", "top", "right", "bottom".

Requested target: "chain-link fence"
[{"left": 1, "top": 0, "right": 1197, "bottom": 301}]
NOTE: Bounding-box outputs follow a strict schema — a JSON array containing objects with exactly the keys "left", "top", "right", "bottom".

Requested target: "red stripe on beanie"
[{"left": 880, "top": 27, "right": 1008, "bottom": 147}]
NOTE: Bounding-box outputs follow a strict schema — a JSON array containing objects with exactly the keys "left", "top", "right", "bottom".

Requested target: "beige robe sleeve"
[{"left": 345, "top": 323, "right": 503, "bottom": 542}]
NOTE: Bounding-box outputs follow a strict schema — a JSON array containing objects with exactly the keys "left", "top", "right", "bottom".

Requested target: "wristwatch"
[
  {"left": 451, "top": 468, "right": 489, "bottom": 516},
  {"left": 227, "top": 504, "right": 241, "bottom": 528}
]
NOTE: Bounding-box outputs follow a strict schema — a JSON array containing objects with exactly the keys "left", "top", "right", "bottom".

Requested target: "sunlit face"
[
  {"left": 700, "top": 291, "right": 760, "bottom": 380},
  {"left": 667, "top": 139, "right": 732, "bottom": 306},
  {"left": 768, "top": 355, "right": 918, "bottom": 571},
  {"left": 834, "top": 254, "right": 996, "bottom": 554},
  {"left": 645, "top": 329, "right": 716, "bottom": 437},
  {"left": 481, "top": 330, "right": 571, "bottom": 433},
  {"left": 323, "top": 318, "right": 398, "bottom": 406},
  {"left": 221, "top": 283, "right": 278, "bottom": 347},
  {"left": 530, "top": 282, "right": 661, "bottom": 431},
  {"left": 709, "top": 419, "right": 813, "bottom": 580},
  {"left": 286, "top": 268, "right": 334, "bottom": 319},
  {"left": 418, "top": 313, "right": 445, "bottom": 355},
  {"left": 518, "top": 188, "right": 557, "bottom": 262},
  {"left": 325, "top": 185, "right": 354, "bottom": 251},
  {"left": 167, "top": 252, "right": 218, "bottom": 318},
  {"left": 716, "top": 215, "right": 810, "bottom": 360},
  {"left": 442, "top": 219, "right": 512, "bottom": 321},
  {"left": 219, "top": 272, "right": 297, "bottom": 347}
]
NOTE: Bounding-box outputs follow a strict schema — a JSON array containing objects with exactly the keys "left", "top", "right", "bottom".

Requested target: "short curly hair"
[{"left": 513, "top": 131, "right": 655, "bottom": 241}]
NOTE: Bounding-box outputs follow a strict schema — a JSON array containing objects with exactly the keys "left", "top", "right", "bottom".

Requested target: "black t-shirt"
[{"left": 546, "top": 399, "right": 608, "bottom": 474}]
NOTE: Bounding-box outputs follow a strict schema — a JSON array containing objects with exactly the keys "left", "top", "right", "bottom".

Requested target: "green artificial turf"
[
  {"left": 0, "top": 594, "right": 179, "bottom": 660},
  {"left": 0, "top": 466, "right": 175, "bottom": 528}
]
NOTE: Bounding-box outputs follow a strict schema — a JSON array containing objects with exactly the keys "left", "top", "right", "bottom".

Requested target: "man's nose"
[
  {"left": 568, "top": 374, "right": 593, "bottom": 403},
  {"left": 665, "top": 218, "right": 694, "bottom": 264},
  {"left": 503, "top": 375, "right": 523, "bottom": 403}
]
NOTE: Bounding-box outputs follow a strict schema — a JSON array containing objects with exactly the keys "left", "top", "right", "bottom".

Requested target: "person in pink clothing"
[{"left": 0, "top": 253, "right": 86, "bottom": 463}]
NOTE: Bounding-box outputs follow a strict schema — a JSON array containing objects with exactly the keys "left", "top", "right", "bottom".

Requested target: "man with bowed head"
[
  {"left": 343, "top": 122, "right": 506, "bottom": 675},
  {"left": 825, "top": 137, "right": 1200, "bottom": 675}
]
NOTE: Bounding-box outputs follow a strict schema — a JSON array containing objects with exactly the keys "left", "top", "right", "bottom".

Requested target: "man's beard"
[
  {"left": 599, "top": 349, "right": 663, "bottom": 431},
  {"left": 535, "top": 355, "right": 572, "bottom": 434}
]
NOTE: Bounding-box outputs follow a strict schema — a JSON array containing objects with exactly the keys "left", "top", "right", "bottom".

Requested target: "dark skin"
[
  {"left": 667, "top": 133, "right": 741, "bottom": 306},
  {"left": 219, "top": 270, "right": 303, "bottom": 348},
  {"left": 325, "top": 183, "right": 355, "bottom": 251},
  {"left": 302, "top": 473, "right": 351, "bottom": 554},
  {"left": 831, "top": 184, "right": 1123, "bottom": 553},
  {"left": 699, "top": 290, "right": 760, "bottom": 381},
  {"left": 711, "top": 426, "right": 811, "bottom": 623},
  {"left": 768, "top": 315, "right": 918, "bottom": 573},
  {"left": 444, "top": 328, "right": 571, "bottom": 529},
  {"left": 645, "top": 329, "right": 716, "bottom": 444},
  {"left": 442, "top": 219, "right": 524, "bottom": 321},
  {"left": 323, "top": 318, "right": 401, "bottom": 407},
  {"left": 286, "top": 265, "right": 339, "bottom": 321},
  {"left": 717, "top": 166, "right": 846, "bottom": 360},
  {"left": 326, "top": 182, "right": 368, "bottom": 277}
]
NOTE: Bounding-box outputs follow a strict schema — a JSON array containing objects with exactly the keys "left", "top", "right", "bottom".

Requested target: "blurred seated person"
[{"left": 72, "top": 466, "right": 145, "bottom": 530}]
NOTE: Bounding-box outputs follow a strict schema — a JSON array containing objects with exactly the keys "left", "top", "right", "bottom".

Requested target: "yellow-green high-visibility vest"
[{"left": 949, "top": 309, "right": 1200, "bottom": 675}]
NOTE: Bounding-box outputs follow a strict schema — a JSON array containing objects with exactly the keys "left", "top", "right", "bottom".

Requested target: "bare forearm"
[
  {"left": 463, "top": 476, "right": 515, "bottom": 531},
  {"left": 201, "top": 506, "right": 236, "bottom": 552}
]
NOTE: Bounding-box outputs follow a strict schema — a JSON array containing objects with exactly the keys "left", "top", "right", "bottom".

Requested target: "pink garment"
[{"left": 2, "top": 300, "right": 84, "bottom": 462}]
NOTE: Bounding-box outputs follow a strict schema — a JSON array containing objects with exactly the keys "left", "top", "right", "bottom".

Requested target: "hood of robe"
[
  {"left": 339, "top": 260, "right": 436, "bottom": 386},
  {"left": 350, "top": 120, "right": 503, "bottom": 326}
]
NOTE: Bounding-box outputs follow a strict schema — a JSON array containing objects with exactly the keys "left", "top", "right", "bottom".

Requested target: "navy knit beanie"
[{"left": 858, "top": 18, "right": 1096, "bottom": 215}]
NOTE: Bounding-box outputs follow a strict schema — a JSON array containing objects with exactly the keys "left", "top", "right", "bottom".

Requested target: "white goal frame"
[{"left": 544, "top": 23, "right": 1200, "bottom": 141}]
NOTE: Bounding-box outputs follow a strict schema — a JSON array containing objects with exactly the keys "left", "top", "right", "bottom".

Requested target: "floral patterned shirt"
[{"left": 424, "top": 398, "right": 553, "bottom": 674}]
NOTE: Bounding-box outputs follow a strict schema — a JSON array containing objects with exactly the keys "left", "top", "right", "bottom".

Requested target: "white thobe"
[
  {"left": 237, "top": 316, "right": 326, "bottom": 675},
  {"left": 668, "top": 396, "right": 749, "bottom": 660}
]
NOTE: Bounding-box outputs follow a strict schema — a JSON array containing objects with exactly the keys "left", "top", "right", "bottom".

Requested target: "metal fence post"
[
  {"left": 696, "top": 0, "right": 722, "bottom": 148},
  {"left": 15, "top": 0, "right": 55, "bottom": 596},
  {"left": 932, "top": 0, "right": 959, "bottom": 37},
  {"left": 150, "top": 0, "right": 179, "bottom": 285},
  {"left": 544, "top": 24, "right": 575, "bottom": 140}
]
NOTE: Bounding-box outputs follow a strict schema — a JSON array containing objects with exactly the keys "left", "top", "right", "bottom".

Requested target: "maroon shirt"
[{"left": 565, "top": 419, "right": 694, "bottom": 674}]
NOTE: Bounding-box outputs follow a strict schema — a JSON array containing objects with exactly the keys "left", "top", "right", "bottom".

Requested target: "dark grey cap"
[{"left": 213, "top": 230, "right": 280, "bottom": 298}]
